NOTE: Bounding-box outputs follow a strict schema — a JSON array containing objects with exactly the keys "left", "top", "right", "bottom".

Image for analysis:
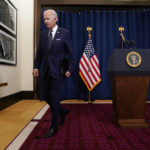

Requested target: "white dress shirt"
[{"left": 51, "top": 25, "right": 58, "bottom": 39}]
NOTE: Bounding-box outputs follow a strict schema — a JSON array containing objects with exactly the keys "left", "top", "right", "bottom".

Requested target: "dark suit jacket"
[
  {"left": 34, "top": 27, "right": 74, "bottom": 79},
  {"left": 34, "top": 27, "right": 74, "bottom": 100}
]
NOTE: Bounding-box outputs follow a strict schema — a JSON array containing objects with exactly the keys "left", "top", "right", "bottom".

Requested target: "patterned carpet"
[{"left": 19, "top": 104, "right": 150, "bottom": 150}]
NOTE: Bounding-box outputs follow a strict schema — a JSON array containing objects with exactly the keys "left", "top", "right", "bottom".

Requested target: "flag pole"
[
  {"left": 88, "top": 91, "right": 91, "bottom": 102},
  {"left": 119, "top": 26, "right": 124, "bottom": 50},
  {"left": 87, "top": 27, "right": 93, "bottom": 104}
]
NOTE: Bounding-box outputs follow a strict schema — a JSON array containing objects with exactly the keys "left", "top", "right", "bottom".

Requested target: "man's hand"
[
  {"left": 32, "top": 69, "right": 39, "bottom": 77},
  {"left": 65, "top": 71, "right": 71, "bottom": 78}
]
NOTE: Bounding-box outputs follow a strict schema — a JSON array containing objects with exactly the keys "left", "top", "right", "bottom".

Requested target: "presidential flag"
[{"left": 79, "top": 37, "right": 102, "bottom": 91}]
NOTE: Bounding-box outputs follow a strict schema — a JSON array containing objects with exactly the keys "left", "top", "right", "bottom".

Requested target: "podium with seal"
[{"left": 108, "top": 49, "right": 150, "bottom": 128}]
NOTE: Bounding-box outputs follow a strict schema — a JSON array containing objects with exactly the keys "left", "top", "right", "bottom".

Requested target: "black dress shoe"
[
  {"left": 44, "top": 127, "right": 57, "bottom": 138},
  {"left": 60, "top": 109, "right": 69, "bottom": 125}
]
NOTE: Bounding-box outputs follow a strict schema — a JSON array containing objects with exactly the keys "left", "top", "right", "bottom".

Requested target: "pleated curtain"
[{"left": 40, "top": 8, "right": 150, "bottom": 101}]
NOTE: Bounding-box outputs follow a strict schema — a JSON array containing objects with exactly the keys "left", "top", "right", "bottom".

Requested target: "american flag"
[{"left": 79, "top": 37, "right": 102, "bottom": 91}]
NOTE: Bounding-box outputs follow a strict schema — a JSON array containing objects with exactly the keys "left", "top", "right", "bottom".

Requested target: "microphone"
[
  {"left": 125, "top": 40, "right": 130, "bottom": 44},
  {"left": 130, "top": 40, "right": 136, "bottom": 45},
  {"left": 125, "top": 40, "right": 136, "bottom": 49}
]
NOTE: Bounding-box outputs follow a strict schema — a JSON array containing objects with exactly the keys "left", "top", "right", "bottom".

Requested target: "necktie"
[{"left": 48, "top": 29, "right": 53, "bottom": 50}]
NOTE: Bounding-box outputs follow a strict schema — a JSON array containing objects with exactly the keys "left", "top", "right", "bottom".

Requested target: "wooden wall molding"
[
  {"left": 0, "top": 91, "right": 34, "bottom": 111},
  {"left": 36, "top": 0, "right": 150, "bottom": 6}
]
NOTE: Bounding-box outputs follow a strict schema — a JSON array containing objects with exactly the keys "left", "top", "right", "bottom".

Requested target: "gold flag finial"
[
  {"left": 87, "top": 27, "right": 92, "bottom": 38},
  {"left": 119, "top": 26, "right": 124, "bottom": 33}
]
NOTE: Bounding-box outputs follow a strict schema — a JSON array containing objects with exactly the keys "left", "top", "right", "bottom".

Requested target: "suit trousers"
[{"left": 44, "top": 76, "right": 65, "bottom": 128}]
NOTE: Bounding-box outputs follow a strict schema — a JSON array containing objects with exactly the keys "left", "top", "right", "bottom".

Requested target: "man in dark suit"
[{"left": 33, "top": 9, "right": 74, "bottom": 138}]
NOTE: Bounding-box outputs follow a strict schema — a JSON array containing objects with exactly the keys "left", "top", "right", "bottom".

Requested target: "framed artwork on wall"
[
  {"left": 0, "top": 0, "right": 17, "bottom": 35},
  {"left": 0, "top": 30, "right": 16, "bottom": 65},
  {"left": 0, "top": 0, "right": 17, "bottom": 65}
]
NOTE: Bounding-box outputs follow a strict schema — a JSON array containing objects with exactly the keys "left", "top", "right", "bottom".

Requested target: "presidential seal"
[{"left": 126, "top": 51, "right": 142, "bottom": 67}]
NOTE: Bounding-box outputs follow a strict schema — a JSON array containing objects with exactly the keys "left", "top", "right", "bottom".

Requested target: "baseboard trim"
[
  {"left": 0, "top": 91, "right": 34, "bottom": 111},
  {"left": 0, "top": 91, "right": 150, "bottom": 111}
]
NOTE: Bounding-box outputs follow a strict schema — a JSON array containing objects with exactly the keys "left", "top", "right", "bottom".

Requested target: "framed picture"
[
  {"left": 0, "top": 0, "right": 17, "bottom": 65},
  {"left": 0, "top": 29, "right": 16, "bottom": 65},
  {"left": 0, "top": 0, "right": 17, "bottom": 35}
]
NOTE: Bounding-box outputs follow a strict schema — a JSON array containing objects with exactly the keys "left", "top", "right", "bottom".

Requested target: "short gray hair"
[{"left": 44, "top": 9, "right": 58, "bottom": 21}]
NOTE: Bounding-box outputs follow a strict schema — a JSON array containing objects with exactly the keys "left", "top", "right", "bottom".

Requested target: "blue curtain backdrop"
[{"left": 40, "top": 8, "right": 150, "bottom": 101}]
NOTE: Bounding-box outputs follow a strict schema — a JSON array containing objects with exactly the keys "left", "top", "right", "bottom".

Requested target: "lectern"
[{"left": 108, "top": 49, "right": 150, "bottom": 128}]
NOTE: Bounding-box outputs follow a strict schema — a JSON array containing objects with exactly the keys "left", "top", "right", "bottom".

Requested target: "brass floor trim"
[{"left": 61, "top": 99, "right": 112, "bottom": 104}]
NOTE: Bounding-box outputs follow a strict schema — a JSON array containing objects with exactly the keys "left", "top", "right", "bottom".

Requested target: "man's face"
[{"left": 43, "top": 11, "right": 57, "bottom": 29}]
